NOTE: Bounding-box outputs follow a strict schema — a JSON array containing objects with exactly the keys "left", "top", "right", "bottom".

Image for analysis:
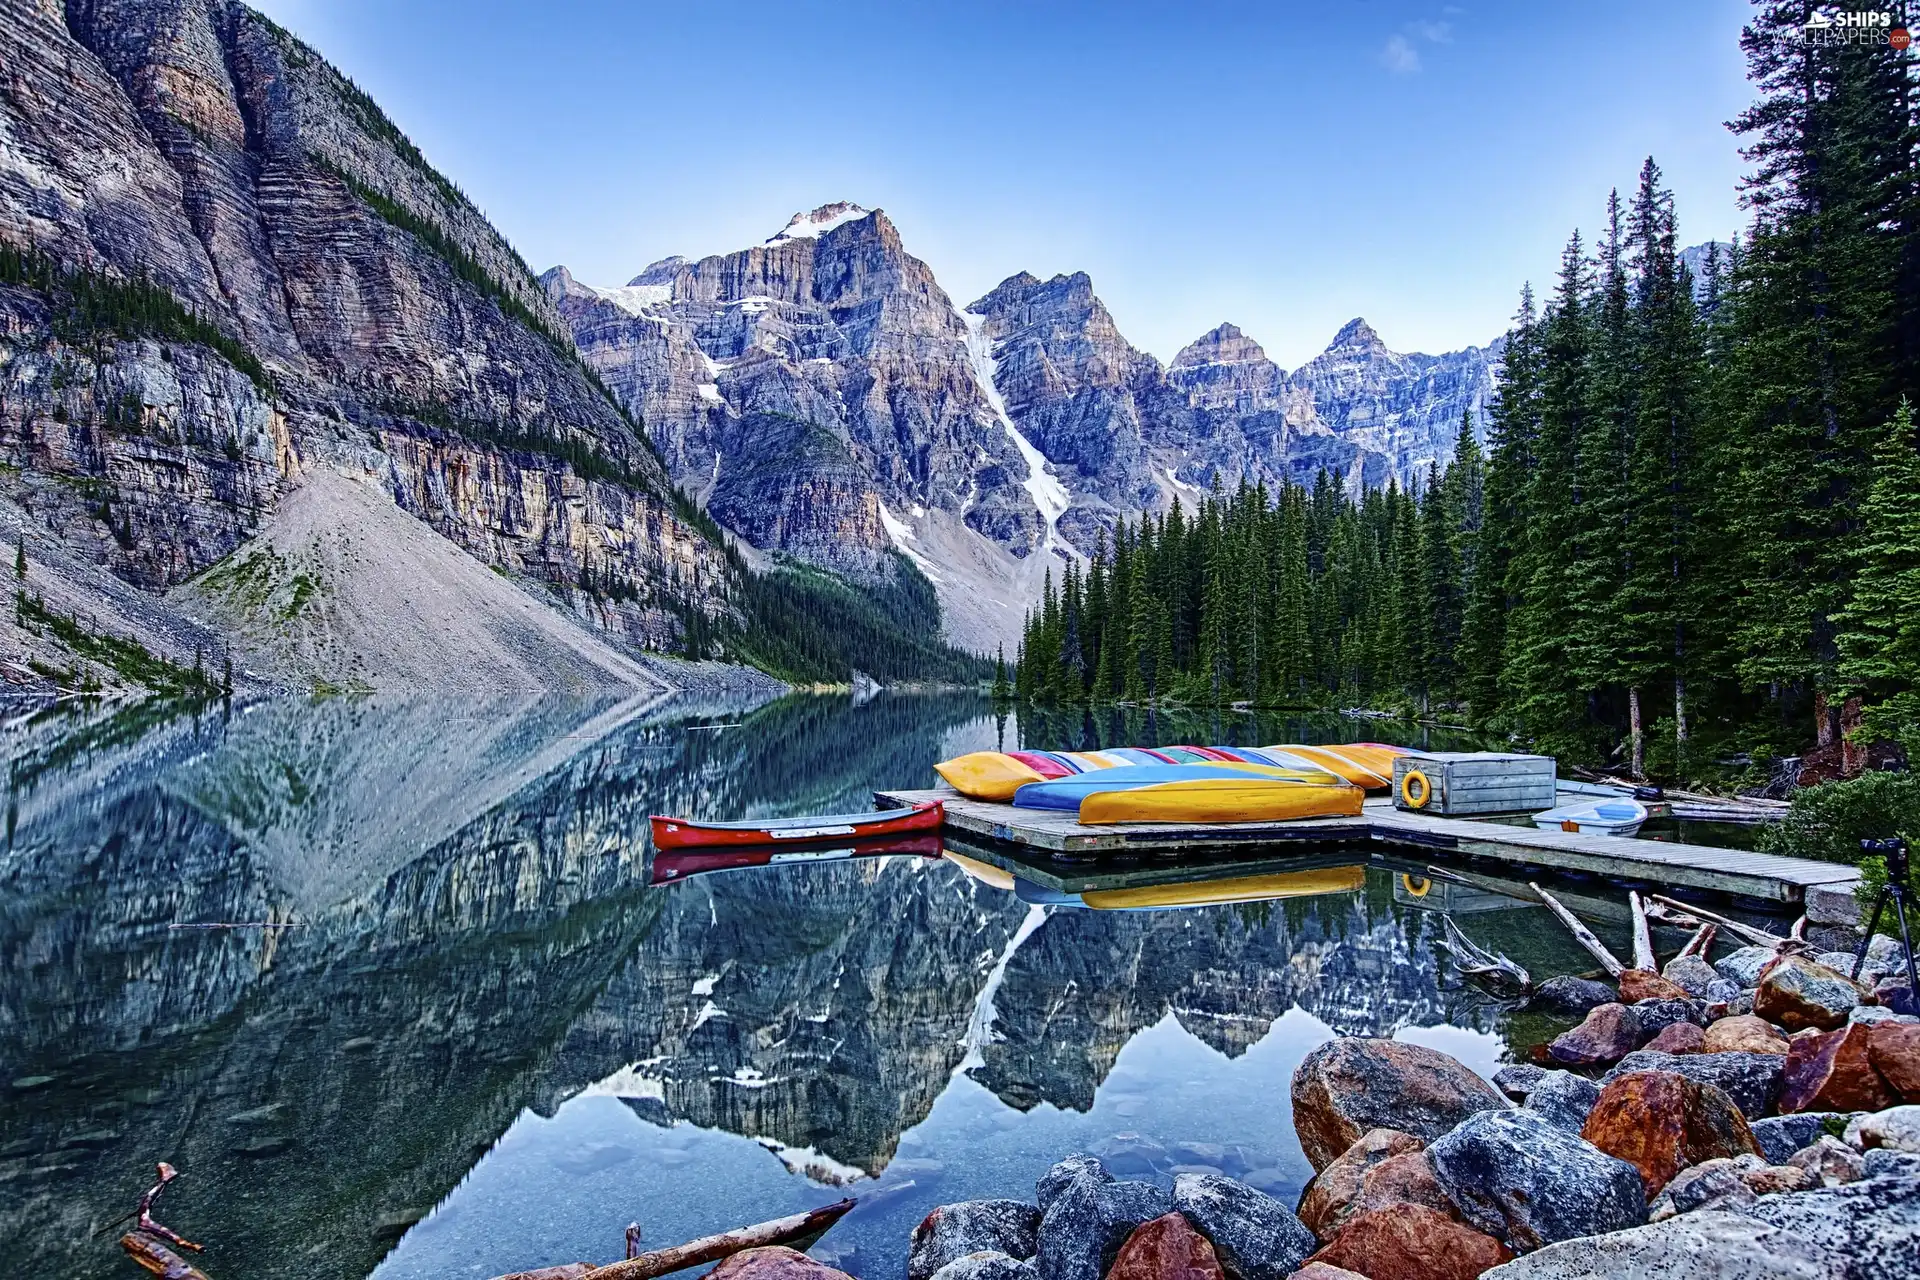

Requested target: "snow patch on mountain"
[
  {"left": 766, "top": 202, "right": 873, "bottom": 244},
  {"left": 961, "top": 308, "right": 1073, "bottom": 557},
  {"left": 584, "top": 281, "right": 673, "bottom": 317}
]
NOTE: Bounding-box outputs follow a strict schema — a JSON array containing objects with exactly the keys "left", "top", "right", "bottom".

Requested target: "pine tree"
[
  {"left": 992, "top": 645, "right": 1010, "bottom": 701},
  {"left": 1835, "top": 400, "right": 1920, "bottom": 759},
  {"left": 12, "top": 535, "right": 23, "bottom": 580}
]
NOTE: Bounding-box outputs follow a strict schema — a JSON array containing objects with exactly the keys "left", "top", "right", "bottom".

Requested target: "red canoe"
[
  {"left": 651, "top": 833, "right": 943, "bottom": 884},
  {"left": 649, "top": 801, "right": 944, "bottom": 852}
]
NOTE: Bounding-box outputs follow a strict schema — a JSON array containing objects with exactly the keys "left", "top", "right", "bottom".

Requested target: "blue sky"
[{"left": 253, "top": 0, "right": 1755, "bottom": 368}]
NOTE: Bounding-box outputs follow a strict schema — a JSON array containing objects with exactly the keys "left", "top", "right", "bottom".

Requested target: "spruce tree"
[{"left": 1835, "top": 400, "right": 1920, "bottom": 759}]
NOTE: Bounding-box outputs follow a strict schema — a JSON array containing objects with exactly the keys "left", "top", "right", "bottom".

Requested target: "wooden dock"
[{"left": 873, "top": 787, "right": 1859, "bottom": 905}]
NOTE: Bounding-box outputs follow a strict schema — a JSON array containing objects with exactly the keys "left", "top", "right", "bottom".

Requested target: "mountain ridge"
[{"left": 552, "top": 203, "right": 1501, "bottom": 649}]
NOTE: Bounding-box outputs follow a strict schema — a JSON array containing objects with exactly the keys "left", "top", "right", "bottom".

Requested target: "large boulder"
[
  {"left": 1602, "top": 1051, "right": 1786, "bottom": 1119},
  {"left": 1106, "top": 1214, "right": 1223, "bottom": 1280},
  {"left": 1582, "top": 1070, "right": 1760, "bottom": 1197},
  {"left": 1715, "top": 946, "right": 1779, "bottom": 988},
  {"left": 1778, "top": 1026, "right": 1896, "bottom": 1114},
  {"left": 911, "top": 1201, "right": 1042, "bottom": 1280},
  {"left": 1742, "top": 1171, "right": 1920, "bottom": 1279},
  {"left": 1547, "top": 1003, "right": 1643, "bottom": 1067},
  {"left": 1037, "top": 1155, "right": 1110, "bottom": 1213},
  {"left": 1787, "top": 1136, "right": 1866, "bottom": 1186},
  {"left": 1492, "top": 1064, "right": 1548, "bottom": 1102},
  {"left": 1755, "top": 955, "right": 1868, "bottom": 1032},
  {"left": 1647, "top": 1154, "right": 1763, "bottom": 1220},
  {"left": 1528, "top": 975, "right": 1617, "bottom": 1014},
  {"left": 1036, "top": 1172, "right": 1170, "bottom": 1280},
  {"left": 1523, "top": 1072, "right": 1602, "bottom": 1134},
  {"left": 1663, "top": 953, "right": 1724, "bottom": 999},
  {"left": 1862, "top": 1147, "right": 1920, "bottom": 1178},
  {"left": 1620, "top": 969, "right": 1693, "bottom": 1003},
  {"left": 1346, "top": 1151, "right": 1462, "bottom": 1224},
  {"left": 1645, "top": 1021, "right": 1706, "bottom": 1054},
  {"left": 1305, "top": 1206, "right": 1511, "bottom": 1280},
  {"left": 1427, "top": 1108, "right": 1647, "bottom": 1250},
  {"left": 929, "top": 1255, "right": 1036, "bottom": 1280},
  {"left": 1635, "top": 999, "right": 1708, "bottom": 1034},
  {"left": 1869, "top": 1023, "right": 1920, "bottom": 1099},
  {"left": 1284, "top": 1267, "right": 1367, "bottom": 1280},
  {"left": 1170, "top": 1174, "right": 1313, "bottom": 1280},
  {"left": 1751, "top": 1113, "right": 1852, "bottom": 1165},
  {"left": 1288, "top": 1039, "right": 1508, "bottom": 1172},
  {"left": 1845, "top": 1104, "right": 1920, "bottom": 1153},
  {"left": 1701, "top": 1014, "right": 1791, "bottom": 1056},
  {"left": 709, "top": 1248, "right": 857, "bottom": 1280},
  {"left": 1478, "top": 1211, "right": 1847, "bottom": 1279},
  {"left": 1293, "top": 1129, "right": 1423, "bottom": 1239}
]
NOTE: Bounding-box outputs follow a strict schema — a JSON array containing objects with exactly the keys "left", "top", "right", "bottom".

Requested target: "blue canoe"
[{"left": 1011, "top": 762, "right": 1336, "bottom": 811}]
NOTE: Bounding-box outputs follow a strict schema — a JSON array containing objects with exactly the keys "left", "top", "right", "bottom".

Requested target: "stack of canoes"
[{"left": 933, "top": 743, "right": 1407, "bottom": 825}]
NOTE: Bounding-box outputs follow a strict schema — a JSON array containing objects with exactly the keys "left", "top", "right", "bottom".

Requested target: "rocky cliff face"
[
  {"left": 0, "top": 0, "right": 733, "bottom": 687},
  {"left": 547, "top": 206, "right": 1069, "bottom": 650}
]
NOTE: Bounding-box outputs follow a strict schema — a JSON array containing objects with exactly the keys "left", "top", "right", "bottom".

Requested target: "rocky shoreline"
[{"left": 692, "top": 939, "right": 1920, "bottom": 1280}]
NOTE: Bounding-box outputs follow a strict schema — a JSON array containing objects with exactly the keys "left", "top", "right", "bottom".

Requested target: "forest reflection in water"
[{"left": 2, "top": 691, "right": 1606, "bottom": 1280}]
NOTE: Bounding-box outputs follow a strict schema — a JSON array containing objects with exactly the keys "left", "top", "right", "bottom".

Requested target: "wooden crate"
[{"left": 1392, "top": 751, "right": 1557, "bottom": 816}]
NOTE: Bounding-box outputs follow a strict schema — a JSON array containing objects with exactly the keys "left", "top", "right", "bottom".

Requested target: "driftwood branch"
[
  {"left": 493, "top": 1200, "right": 856, "bottom": 1280},
  {"left": 1628, "top": 891, "right": 1657, "bottom": 972},
  {"left": 120, "top": 1232, "right": 211, "bottom": 1279},
  {"left": 1437, "top": 914, "right": 1532, "bottom": 993},
  {"left": 1532, "top": 882, "right": 1626, "bottom": 977},
  {"left": 1676, "top": 922, "right": 1718, "bottom": 960},
  {"left": 1647, "top": 895, "right": 1788, "bottom": 948}
]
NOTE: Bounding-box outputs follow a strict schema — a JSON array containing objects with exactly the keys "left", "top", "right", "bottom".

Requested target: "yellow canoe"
[
  {"left": 1081, "top": 865, "right": 1365, "bottom": 909},
  {"left": 934, "top": 751, "right": 1051, "bottom": 801},
  {"left": 1077, "top": 777, "right": 1365, "bottom": 825},
  {"left": 1269, "top": 743, "right": 1402, "bottom": 789}
]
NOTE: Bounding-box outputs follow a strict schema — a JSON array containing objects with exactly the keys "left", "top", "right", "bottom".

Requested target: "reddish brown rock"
[
  {"left": 1548, "top": 1003, "right": 1643, "bottom": 1067},
  {"left": 1700, "top": 1014, "right": 1790, "bottom": 1056},
  {"left": 1350, "top": 1151, "right": 1463, "bottom": 1224},
  {"left": 1644, "top": 1021, "right": 1706, "bottom": 1055},
  {"left": 1619, "top": 969, "right": 1692, "bottom": 1003},
  {"left": 1581, "top": 1069, "right": 1760, "bottom": 1196},
  {"left": 1290, "top": 1040, "right": 1507, "bottom": 1172},
  {"left": 1869, "top": 1023, "right": 1920, "bottom": 1100},
  {"left": 1295, "top": 1128, "right": 1425, "bottom": 1239},
  {"left": 1284, "top": 1266, "right": 1368, "bottom": 1280},
  {"left": 1107, "top": 1213, "right": 1225, "bottom": 1280},
  {"left": 1305, "top": 1206, "right": 1511, "bottom": 1280},
  {"left": 1779, "top": 1025, "right": 1896, "bottom": 1113},
  {"left": 1741, "top": 1164, "right": 1818, "bottom": 1194},
  {"left": 710, "top": 1248, "right": 855, "bottom": 1280},
  {"left": 1754, "top": 955, "right": 1867, "bottom": 1032}
]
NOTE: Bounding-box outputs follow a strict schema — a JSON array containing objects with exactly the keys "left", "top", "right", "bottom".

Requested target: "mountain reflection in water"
[{"left": 1, "top": 693, "right": 1593, "bottom": 1280}]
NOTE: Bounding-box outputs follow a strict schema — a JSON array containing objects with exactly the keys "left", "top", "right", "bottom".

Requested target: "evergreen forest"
[{"left": 1013, "top": 6, "right": 1920, "bottom": 779}]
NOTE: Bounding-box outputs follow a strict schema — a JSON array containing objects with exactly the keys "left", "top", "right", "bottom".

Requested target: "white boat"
[{"left": 1531, "top": 797, "right": 1649, "bottom": 837}]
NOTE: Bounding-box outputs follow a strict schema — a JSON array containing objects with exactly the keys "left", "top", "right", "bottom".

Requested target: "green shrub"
[{"left": 1758, "top": 770, "right": 1920, "bottom": 863}]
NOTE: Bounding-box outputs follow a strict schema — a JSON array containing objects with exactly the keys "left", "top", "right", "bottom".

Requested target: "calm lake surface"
[{"left": 1, "top": 692, "right": 1747, "bottom": 1278}]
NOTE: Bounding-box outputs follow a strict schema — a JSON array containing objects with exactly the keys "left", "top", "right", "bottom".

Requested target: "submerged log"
[
  {"left": 1531, "top": 882, "right": 1627, "bottom": 977},
  {"left": 492, "top": 1200, "right": 857, "bottom": 1280},
  {"left": 1647, "top": 895, "right": 1789, "bottom": 949},
  {"left": 120, "top": 1231, "right": 212, "bottom": 1280}
]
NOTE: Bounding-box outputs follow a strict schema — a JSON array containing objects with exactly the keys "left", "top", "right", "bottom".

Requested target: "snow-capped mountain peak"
[{"left": 766, "top": 202, "right": 873, "bottom": 245}]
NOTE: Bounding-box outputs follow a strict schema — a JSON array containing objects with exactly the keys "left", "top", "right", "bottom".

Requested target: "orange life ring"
[{"left": 1401, "top": 768, "right": 1433, "bottom": 809}]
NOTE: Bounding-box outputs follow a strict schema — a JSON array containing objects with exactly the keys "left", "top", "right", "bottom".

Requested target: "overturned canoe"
[
  {"left": 1262, "top": 743, "right": 1407, "bottom": 789},
  {"left": 1078, "top": 776, "right": 1365, "bottom": 825},
  {"left": 1011, "top": 762, "right": 1342, "bottom": 811},
  {"left": 650, "top": 802, "right": 942, "bottom": 851}
]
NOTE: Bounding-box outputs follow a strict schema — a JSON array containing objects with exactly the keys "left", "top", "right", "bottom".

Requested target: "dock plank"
[{"left": 873, "top": 787, "right": 1859, "bottom": 904}]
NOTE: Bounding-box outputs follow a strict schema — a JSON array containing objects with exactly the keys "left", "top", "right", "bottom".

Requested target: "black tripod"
[{"left": 1852, "top": 837, "right": 1920, "bottom": 1008}]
